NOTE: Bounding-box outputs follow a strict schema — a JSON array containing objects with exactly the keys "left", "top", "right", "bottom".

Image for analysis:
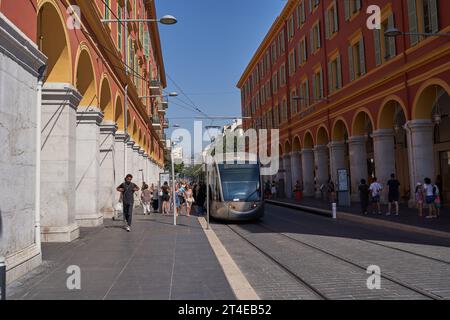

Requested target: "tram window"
[{"left": 218, "top": 164, "right": 261, "bottom": 201}]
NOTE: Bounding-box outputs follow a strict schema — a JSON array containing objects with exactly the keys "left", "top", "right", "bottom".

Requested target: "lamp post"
[
  {"left": 101, "top": 15, "right": 178, "bottom": 25},
  {"left": 139, "top": 92, "right": 178, "bottom": 99},
  {"left": 384, "top": 27, "right": 450, "bottom": 38},
  {"left": 168, "top": 125, "right": 181, "bottom": 226}
]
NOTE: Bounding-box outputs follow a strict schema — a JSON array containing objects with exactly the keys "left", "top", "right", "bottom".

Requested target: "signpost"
[{"left": 337, "top": 169, "right": 351, "bottom": 207}]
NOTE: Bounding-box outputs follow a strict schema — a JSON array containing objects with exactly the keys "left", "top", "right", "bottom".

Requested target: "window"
[
  {"left": 310, "top": 22, "right": 321, "bottom": 54},
  {"left": 309, "top": 0, "right": 320, "bottom": 13},
  {"left": 117, "top": 5, "right": 123, "bottom": 51},
  {"left": 407, "top": 0, "right": 439, "bottom": 46},
  {"left": 144, "top": 31, "right": 150, "bottom": 59},
  {"left": 280, "top": 64, "right": 286, "bottom": 87},
  {"left": 127, "top": 36, "right": 133, "bottom": 69},
  {"left": 345, "top": 0, "right": 361, "bottom": 21},
  {"left": 274, "top": 104, "right": 280, "bottom": 128},
  {"left": 104, "top": 0, "right": 111, "bottom": 19},
  {"left": 261, "top": 87, "right": 266, "bottom": 106},
  {"left": 374, "top": 13, "right": 396, "bottom": 66},
  {"left": 290, "top": 89, "right": 298, "bottom": 115},
  {"left": 266, "top": 81, "right": 271, "bottom": 100},
  {"left": 281, "top": 99, "right": 288, "bottom": 123},
  {"left": 133, "top": 0, "right": 137, "bottom": 19},
  {"left": 299, "top": 78, "right": 310, "bottom": 110},
  {"left": 272, "top": 72, "right": 278, "bottom": 93},
  {"left": 328, "top": 55, "right": 342, "bottom": 93},
  {"left": 348, "top": 37, "right": 366, "bottom": 81},
  {"left": 298, "top": 37, "right": 307, "bottom": 66},
  {"left": 288, "top": 15, "right": 295, "bottom": 41},
  {"left": 312, "top": 68, "right": 324, "bottom": 102},
  {"left": 279, "top": 30, "right": 285, "bottom": 54},
  {"left": 325, "top": 1, "right": 339, "bottom": 39},
  {"left": 297, "top": 1, "right": 306, "bottom": 28},
  {"left": 289, "top": 51, "right": 296, "bottom": 76},
  {"left": 256, "top": 90, "right": 260, "bottom": 109},
  {"left": 271, "top": 43, "right": 277, "bottom": 63}
]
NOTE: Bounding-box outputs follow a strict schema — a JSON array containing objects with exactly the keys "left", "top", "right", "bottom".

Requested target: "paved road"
[{"left": 212, "top": 204, "right": 450, "bottom": 300}]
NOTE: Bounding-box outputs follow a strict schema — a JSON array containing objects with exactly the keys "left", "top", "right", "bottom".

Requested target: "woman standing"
[
  {"left": 151, "top": 184, "right": 159, "bottom": 213},
  {"left": 161, "top": 181, "right": 171, "bottom": 215},
  {"left": 184, "top": 184, "right": 195, "bottom": 217},
  {"left": 415, "top": 182, "right": 424, "bottom": 217},
  {"left": 141, "top": 183, "right": 152, "bottom": 215}
]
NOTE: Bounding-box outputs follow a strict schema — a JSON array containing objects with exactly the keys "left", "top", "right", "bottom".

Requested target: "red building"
[{"left": 237, "top": 0, "right": 450, "bottom": 204}]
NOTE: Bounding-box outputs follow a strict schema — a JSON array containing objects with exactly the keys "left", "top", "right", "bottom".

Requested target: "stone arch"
[
  {"left": 303, "top": 131, "right": 314, "bottom": 149},
  {"left": 316, "top": 125, "right": 330, "bottom": 146},
  {"left": 332, "top": 118, "right": 349, "bottom": 141},
  {"left": 378, "top": 95, "right": 408, "bottom": 129},
  {"left": 352, "top": 109, "right": 375, "bottom": 136},
  {"left": 75, "top": 45, "right": 98, "bottom": 108},
  {"left": 114, "top": 94, "right": 124, "bottom": 131},
  {"left": 292, "top": 135, "right": 302, "bottom": 152},
  {"left": 131, "top": 119, "right": 138, "bottom": 141},
  {"left": 99, "top": 75, "right": 113, "bottom": 120},
  {"left": 284, "top": 140, "right": 292, "bottom": 154},
  {"left": 412, "top": 79, "right": 450, "bottom": 120},
  {"left": 37, "top": 0, "right": 72, "bottom": 83}
]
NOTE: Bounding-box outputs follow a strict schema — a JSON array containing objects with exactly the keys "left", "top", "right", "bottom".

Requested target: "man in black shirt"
[
  {"left": 117, "top": 174, "right": 140, "bottom": 232},
  {"left": 386, "top": 173, "right": 400, "bottom": 216},
  {"left": 359, "top": 179, "right": 370, "bottom": 215}
]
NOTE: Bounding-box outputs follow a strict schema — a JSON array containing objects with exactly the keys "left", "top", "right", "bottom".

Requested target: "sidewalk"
[
  {"left": 267, "top": 197, "right": 450, "bottom": 239},
  {"left": 6, "top": 209, "right": 236, "bottom": 300}
]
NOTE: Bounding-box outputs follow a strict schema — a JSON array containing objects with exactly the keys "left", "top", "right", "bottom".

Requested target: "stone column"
[
  {"left": 138, "top": 147, "right": 145, "bottom": 186},
  {"left": 314, "top": 145, "right": 329, "bottom": 199},
  {"left": 75, "top": 107, "right": 104, "bottom": 227},
  {"left": 406, "top": 120, "right": 435, "bottom": 205},
  {"left": 40, "top": 83, "right": 81, "bottom": 242},
  {"left": 372, "top": 129, "right": 396, "bottom": 202},
  {"left": 348, "top": 136, "right": 368, "bottom": 202},
  {"left": 126, "top": 139, "right": 135, "bottom": 176},
  {"left": 98, "top": 121, "right": 117, "bottom": 219},
  {"left": 301, "top": 149, "right": 315, "bottom": 197},
  {"left": 114, "top": 131, "right": 128, "bottom": 186},
  {"left": 276, "top": 157, "right": 285, "bottom": 197},
  {"left": 328, "top": 141, "right": 346, "bottom": 186},
  {"left": 290, "top": 151, "right": 302, "bottom": 189},
  {"left": 283, "top": 154, "right": 293, "bottom": 198}
]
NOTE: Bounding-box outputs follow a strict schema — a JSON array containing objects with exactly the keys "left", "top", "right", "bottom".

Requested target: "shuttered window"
[
  {"left": 325, "top": 1, "right": 339, "bottom": 39},
  {"left": 344, "top": 0, "right": 361, "bottom": 21}
]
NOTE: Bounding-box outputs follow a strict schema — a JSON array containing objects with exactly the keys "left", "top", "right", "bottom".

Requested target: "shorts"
[
  {"left": 388, "top": 193, "right": 399, "bottom": 202},
  {"left": 371, "top": 195, "right": 380, "bottom": 203},
  {"left": 425, "top": 195, "right": 435, "bottom": 204},
  {"left": 162, "top": 194, "right": 170, "bottom": 201}
]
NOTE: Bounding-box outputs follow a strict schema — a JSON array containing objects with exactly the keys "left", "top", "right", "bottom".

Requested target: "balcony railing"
[
  {"left": 149, "top": 79, "right": 162, "bottom": 96},
  {"left": 151, "top": 115, "right": 161, "bottom": 130}
]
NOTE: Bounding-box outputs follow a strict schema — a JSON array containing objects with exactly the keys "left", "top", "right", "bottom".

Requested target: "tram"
[{"left": 205, "top": 153, "right": 264, "bottom": 221}]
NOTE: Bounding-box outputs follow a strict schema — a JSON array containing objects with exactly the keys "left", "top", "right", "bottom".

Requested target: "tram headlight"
[{"left": 251, "top": 202, "right": 258, "bottom": 209}]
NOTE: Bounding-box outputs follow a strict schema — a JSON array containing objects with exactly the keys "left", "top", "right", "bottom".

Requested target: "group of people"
[
  {"left": 358, "top": 174, "right": 442, "bottom": 218},
  {"left": 116, "top": 174, "right": 208, "bottom": 232}
]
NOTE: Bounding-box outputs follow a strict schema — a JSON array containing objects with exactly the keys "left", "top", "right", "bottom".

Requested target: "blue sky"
[{"left": 156, "top": 0, "right": 286, "bottom": 146}]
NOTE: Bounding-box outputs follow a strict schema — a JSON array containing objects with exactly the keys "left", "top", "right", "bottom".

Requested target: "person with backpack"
[
  {"left": 116, "top": 174, "right": 140, "bottom": 232},
  {"left": 369, "top": 177, "right": 383, "bottom": 215},
  {"left": 423, "top": 177, "right": 437, "bottom": 219},
  {"left": 386, "top": 173, "right": 400, "bottom": 216}
]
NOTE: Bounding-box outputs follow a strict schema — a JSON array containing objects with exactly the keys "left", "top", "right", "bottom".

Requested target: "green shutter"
[
  {"left": 317, "top": 23, "right": 321, "bottom": 48},
  {"left": 302, "top": 1, "right": 306, "bottom": 23},
  {"left": 359, "top": 37, "right": 366, "bottom": 75},
  {"left": 328, "top": 62, "right": 333, "bottom": 93},
  {"left": 309, "top": 0, "right": 312, "bottom": 13},
  {"left": 305, "top": 79, "right": 309, "bottom": 106},
  {"left": 356, "top": 0, "right": 361, "bottom": 11},
  {"left": 336, "top": 55, "right": 342, "bottom": 88},
  {"left": 312, "top": 73, "right": 316, "bottom": 101},
  {"left": 310, "top": 29, "right": 314, "bottom": 53},
  {"left": 325, "top": 10, "right": 330, "bottom": 39},
  {"left": 374, "top": 29, "right": 382, "bottom": 66},
  {"left": 334, "top": 0, "right": 339, "bottom": 32},
  {"left": 388, "top": 13, "right": 396, "bottom": 58},
  {"left": 319, "top": 69, "right": 324, "bottom": 99},
  {"left": 348, "top": 45, "right": 354, "bottom": 81},
  {"left": 344, "top": 0, "right": 350, "bottom": 21},
  {"left": 407, "top": 0, "right": 419, "bottom": 45},
  {"left": 429, "top": 0, "right": 439, "bottom": 33}
]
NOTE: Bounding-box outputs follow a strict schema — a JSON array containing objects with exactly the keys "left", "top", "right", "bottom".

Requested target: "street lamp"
[
  {"left": 101, "top": 14, "right": 178, "bottom": 25},
  {"left": 139, "top": 92, "right": 178, "bottom": 99},
  {"left": 384, "top": 27, "right": 450, "bottom": 38}
]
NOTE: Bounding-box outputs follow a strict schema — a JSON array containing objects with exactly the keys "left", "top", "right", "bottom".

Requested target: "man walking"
[
  {"left": 117, "top": 174, "right": 140, "bottom": 232},
  {"left": 369, "top": 177, "right": 383, "bottom": 215},
  {"left": 386, "top": 173, "right": 400, "bottom": 216}
]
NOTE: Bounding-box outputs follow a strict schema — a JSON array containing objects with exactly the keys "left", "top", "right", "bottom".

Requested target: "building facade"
[
  {"left": 0, "top": 0, "right": 168, "bottom": 283},
  {"left": 238, "top": 0, "right": 450, "bottom": 203}
]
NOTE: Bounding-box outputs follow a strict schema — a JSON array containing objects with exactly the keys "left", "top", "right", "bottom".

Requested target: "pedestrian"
[
  {"left": 174, "top": 183, "right": 181, "bottom": 215},
  {"left": 359, "top": 179, "right": 370, "bottom": 215},
  {"left": 293, "top": 180, "right": 302, "bottom": 202},
  {"left": 184, "top": 184, "right": 195, "bottom": 217},
  {"left": 152, "top": 184, "right": 159, "bottom": 213},
  {"left": 140, "top": 183, "right": 152, "bottom": 215},
  {"left": 415, "top": 182, "right": 424, "bottom": 217},
  {"left": 386, "top": 173, "right": 400, "bottom": 216},
  {"left": 369, "top": 177, "right": 383, "bottom": 215},
  {"left": 327, "top": 177, "right": 335, "bottom": 203},
  {"left": 434, "top": 181, "right": 441, "bottom": 218},
  {"left": 116, "top": 174, "right": 140, "bottom": 232},
  {"left": 161, "top": 181, "right": 171, "bottom": 215},
  {"left": 436, "top": 174, "right": 443, "bottom": 205},
  {"left": 424, "top": 178, "right": 437, "bottom": 218}
]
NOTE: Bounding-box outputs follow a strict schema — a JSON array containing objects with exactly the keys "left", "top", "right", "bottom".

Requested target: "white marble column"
[
  {"left": 98, "top": 121, "right": 117, "bottom": 219},
  {"left": 290, "top": 151, "right": 302, "bottom": 189},
  {"left": 328, "top": 141, "right": 346, "bottom": 186},
  {"left": 40, "top": 83, "right": 81, "bottom": 242},
  {"left": 372, "top": 129, "right": 396, "bottom": 202},
  {"left": 314, "top": 145, "right": 329, "bottom": 199},
  {"left": 301, "top": 149, "right": 315, "bottom": 197},
  {"left": 406, "top": 120, "right": 435, "bottom": 205},
  {"left": 348, "top": 136, "right": 368, "bottom": 202},
  {"left": 126, "top": 139, "right": 135, "bottom": 176},
  {"left": 75, "top": 107, "right": 104, "bottom": 227},
  {"left": 114, "top": 131, "right": 128, "bottom": 204},
  {"left": 283, "top": 154, "right": 293, "bottom": 198}
]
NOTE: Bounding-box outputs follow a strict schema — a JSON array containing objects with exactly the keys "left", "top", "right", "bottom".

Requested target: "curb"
[{"left": 267, "top": 200, "right": 450, "bottom": 240}]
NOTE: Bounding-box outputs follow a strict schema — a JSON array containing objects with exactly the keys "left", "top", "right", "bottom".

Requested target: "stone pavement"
[
  {"left": 268, "top": 197, "right": 450, "bottom": 237},
  {"left": 6, "top": 210, "right": 236, "bottom": 300}
]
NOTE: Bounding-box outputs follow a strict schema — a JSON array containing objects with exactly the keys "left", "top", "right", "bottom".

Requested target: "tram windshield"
[{"left": 218, "top": 163, "right": 261, "bottom": 201}]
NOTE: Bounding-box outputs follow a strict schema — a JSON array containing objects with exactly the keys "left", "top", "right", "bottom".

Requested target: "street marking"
[{"left": 198, "top": 217, "right": 260, "bottom": 300}]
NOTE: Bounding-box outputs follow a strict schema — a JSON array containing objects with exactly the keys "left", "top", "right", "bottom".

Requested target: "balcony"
[
  {"left": 157, "top": 100, "right": 167, "bottom": 114},
  {"left": 151, "top": 115, "right": 161, "bottom": 130},
  {"left": 163, "top": 119, "right": 169, "bottom": 129},
  {"left": 149, "top": 79, "right": 162, "bottom": 96}
]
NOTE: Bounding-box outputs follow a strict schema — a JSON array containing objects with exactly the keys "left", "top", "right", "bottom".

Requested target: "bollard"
[
  {"left": 0, "top": 256, "right": 5, "bottom": 300},
  {"left": 332, "top": 203, "right": 337, "bottom": 219}
]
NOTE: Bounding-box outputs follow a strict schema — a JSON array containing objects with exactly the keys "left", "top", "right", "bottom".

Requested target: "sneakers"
[{"left": 125, "top": 225, "right": 131, "bottom": 232}]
